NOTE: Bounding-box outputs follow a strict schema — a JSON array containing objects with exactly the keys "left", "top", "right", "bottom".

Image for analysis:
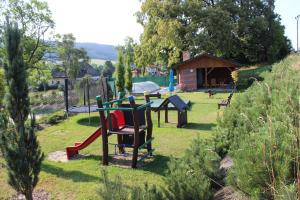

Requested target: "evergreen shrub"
[{"left": 214, "top": 54, "right": 300, "bottom": 199}]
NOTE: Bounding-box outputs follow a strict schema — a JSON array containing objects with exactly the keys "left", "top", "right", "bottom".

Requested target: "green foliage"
[
  {"left": 102, "top": 60, "right": 115, "bottom": 78},
  {"left": 118, "top": 37, "right": 136, "bottom": 65},
  {"left": 165, "top": 138, "right": 220, "bottom": 200},
  {"left": 0, "top": 69, "right": 5, "bottom": 106},
  {"left": 125, "top": 55, "right": 132, "bottom": 93},
  {"left": 0, "top": 116, "right": 44, "bottom": 200},
  {"left": 130, "top": 183, "right": 166, "bottom": 200},
  {"left": 0, "top": 0, "right": 55, "bottom": 84},
  {"left": 215, "top": 54, "right": 300, "bottom": 199},
  {"left": 115, "top": 52, "right": 125, "bottom": 93},
  {"left": 275, "top": 184, "right": 298, "bottom": 200},
  {"left": 4, "top": 22, "right": 30, "bottom": 130},
  {"left": 38, "top": 111, "right": 66, "bottom": 125},
  {"left": 98, "top": 169, "right": 128, "bottom": 200},
  {"left": 136, "top": 0, "right": 291, "bottom": 65},
  {"left": 1, "top": 22, "right": 44, "bottom": 200}
]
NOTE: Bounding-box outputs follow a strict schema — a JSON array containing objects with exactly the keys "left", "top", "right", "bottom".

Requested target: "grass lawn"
[{"left": 0, "top": 92, "right": 230, "bottom": 200}]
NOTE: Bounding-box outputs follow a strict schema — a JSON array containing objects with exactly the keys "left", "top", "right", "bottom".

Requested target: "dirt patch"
[
  {"left": 47, "top": 151, "right": 87, "bottom": 162},
  {"left": 109, "top": 151, "right": 154, "bottom": 168},
  {"left": 47, "top": 151, "right": 69, "bottom": 162},
  {"left": 47, "top": 149, "right": 153, "bottom": 168},
  {"left": 11, "top": 189, "right": 50, "bottom": 200}
]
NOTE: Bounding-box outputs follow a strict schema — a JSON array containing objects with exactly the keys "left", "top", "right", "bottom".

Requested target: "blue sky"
[{"left": 46, "top": 0, "right": 299, "bottom": 49}]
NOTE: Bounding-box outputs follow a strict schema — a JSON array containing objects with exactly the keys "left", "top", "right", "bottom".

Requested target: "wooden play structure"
[
  {"left": 96, "top": 95, "right": 154, "bottom": 168},
  {"left": 145, "top": 93, "right": 190, "bottom": 128}
]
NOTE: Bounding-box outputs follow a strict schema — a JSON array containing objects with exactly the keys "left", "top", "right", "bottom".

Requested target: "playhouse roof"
[{"left": 155, "top": 95, "right": 189, "bottom": 112}]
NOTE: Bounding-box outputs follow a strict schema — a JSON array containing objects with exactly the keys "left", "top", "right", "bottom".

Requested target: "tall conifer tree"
[
  {"left": 0, "top": 21, "right": 44, "bottom": 200},
  {"left": 125, "top": 54, "right": 132, "bottom": 93},
  {"left": 115, "top": 51, "right": 125, "bottom": 93}
]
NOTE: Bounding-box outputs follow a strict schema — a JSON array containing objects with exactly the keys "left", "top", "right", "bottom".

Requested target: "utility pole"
[{"left": 296, "top": 15, "right": 300, "bottom": 52}]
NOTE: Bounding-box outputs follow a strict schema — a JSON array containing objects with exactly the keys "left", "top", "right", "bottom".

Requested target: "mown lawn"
[{"left": 0, "top": 92, "right": 230, "bottom": 200}]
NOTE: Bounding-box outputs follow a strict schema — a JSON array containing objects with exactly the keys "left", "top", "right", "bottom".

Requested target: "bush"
[
  {"left": 227, "top": 119, "right": 295, "bottom": 199},
  {"left": 98, "top": 169, "right": 128, "bottom": 200},
  {"left": 215, "top": 54, "right": 300, "bottom": 199},
  {"left": 38, "top": 111, "right": 66, "bottom": 125},
  {"left": 165, "top": 138, "right": 220, "bottom": 200},
  {"left": 130, "top": 183, "right": 166, "bottom": 200}
]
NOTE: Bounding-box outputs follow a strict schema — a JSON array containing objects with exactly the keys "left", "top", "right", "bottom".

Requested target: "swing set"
[{"left": 96, "top": 94, "right": 154, "bottom": 168}]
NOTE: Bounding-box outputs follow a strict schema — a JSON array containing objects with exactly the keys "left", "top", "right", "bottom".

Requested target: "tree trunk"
[{"left": 25, "top": 190, "right": 33, "bottom": 200}]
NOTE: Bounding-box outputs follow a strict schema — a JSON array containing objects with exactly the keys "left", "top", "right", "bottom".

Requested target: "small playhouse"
[{"left": 174, "top": 53, "right": 240, "bottom": 90}]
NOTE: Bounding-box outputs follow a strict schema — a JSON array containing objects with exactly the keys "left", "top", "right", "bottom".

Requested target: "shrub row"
[
  {"left": 37, "top": 111, "right": 67, "bottom": 125},
  {"left": 215, "top": 54, "right": 300, "bottom": 199}
]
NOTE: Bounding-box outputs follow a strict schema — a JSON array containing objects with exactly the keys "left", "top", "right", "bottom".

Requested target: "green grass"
[
  {"left": 238, "top": 65, "right": 271, "bottom": 78},
  {"left": 0, "top": 92, "right": 230, "bottom": 199}
]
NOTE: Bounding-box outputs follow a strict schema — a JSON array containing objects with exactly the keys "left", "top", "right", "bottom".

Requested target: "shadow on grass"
[
  {"left": 77, "top": 116, "right": 99, "bottom": 127},
  {"left": 82, "top": 154, "right": 170, "bottom": 177},
  {"left": 184, "top": 122, "right": 216, "bottom": 131},
  {"left": 141, "top": 154, "right": 170, "bottom": 176},
  {"left": 42, "top": 163, "right": 100, "bottom": 182}
]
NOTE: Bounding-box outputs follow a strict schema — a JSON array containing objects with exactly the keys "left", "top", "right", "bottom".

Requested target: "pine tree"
[
  {"left": 115, "top": 52, "right": 125, "bottom": 93},
  {"left": 3, "top": 22, "right": 29, "bottom": 131},
  {"left": 125, "top": 54, "right": 132, "bottom": 94},
  {"left": 0, "top": 22, "right": 44, "bottom": 200}
]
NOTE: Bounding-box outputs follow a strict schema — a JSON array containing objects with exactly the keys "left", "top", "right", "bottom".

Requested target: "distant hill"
[{"left": 75, "top": 42, "right": 117, "bottom": 61}]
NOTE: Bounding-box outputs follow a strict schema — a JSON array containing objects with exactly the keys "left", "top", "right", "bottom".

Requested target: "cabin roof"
[{"left": 174, "top": 53, "right": 241, "bottom": 69}]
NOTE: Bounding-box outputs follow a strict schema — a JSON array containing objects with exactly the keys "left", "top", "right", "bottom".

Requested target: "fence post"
[
  {"left": 87, "top": 79, "right": 91, "bottom": 124},
  {"left": 64, "top": 78, "right": 69, "bottom": 114}
]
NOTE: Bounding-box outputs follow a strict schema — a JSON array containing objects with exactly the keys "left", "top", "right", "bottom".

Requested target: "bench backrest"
[{"left": 228, "top": 93, "right": 233, "bottom": 104}]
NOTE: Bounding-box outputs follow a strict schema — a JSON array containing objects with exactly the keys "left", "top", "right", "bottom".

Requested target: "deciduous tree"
[
  {"left": 102, "top": 60, "right": 115, "bottom": 78},
  {"left": 56, "top": 33, "right": 90, "bottom": 81},
  {"left": 136, "top": 0, "right": 291, "bottom": 65},
  {"left": 0, "top": 0, "right": 55, "bottom": 83}
]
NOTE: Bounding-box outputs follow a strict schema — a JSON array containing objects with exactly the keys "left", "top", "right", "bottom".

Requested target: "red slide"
[{"left": 66, "top": 128, "right": 102, "bottom": 159}]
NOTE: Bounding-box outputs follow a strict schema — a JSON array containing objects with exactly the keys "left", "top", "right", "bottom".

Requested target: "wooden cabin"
[{"left": 174, "top": 53, "right": 240, "bottom": 91}]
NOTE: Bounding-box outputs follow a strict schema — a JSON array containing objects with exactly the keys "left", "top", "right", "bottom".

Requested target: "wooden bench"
[{"left": 218, "top": 93, "right": 233, "bottom": 109}]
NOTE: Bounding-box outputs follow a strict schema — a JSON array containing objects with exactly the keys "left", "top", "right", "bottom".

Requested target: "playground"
[{"left": 0, "top": 91, "right": 231, "bottom": 199}]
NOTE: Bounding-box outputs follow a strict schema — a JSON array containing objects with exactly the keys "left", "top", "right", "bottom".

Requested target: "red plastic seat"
[
  {"left": 112, "top": 110, "right": 125, "bottom": 130},
  {"left": 106, "top": 113, "right": 119, "bottom": 130}
]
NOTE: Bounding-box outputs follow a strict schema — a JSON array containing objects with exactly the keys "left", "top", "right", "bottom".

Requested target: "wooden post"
[
  {"left": 144, "top": 95, "right": 153, "bottom": 155},
  {"left": 87, "top": 79, "right": 91, "bottom": 124},
  {"left": 128, "top": 96, "right": 139, "bottom": 168},
  {"left": 164, "top": 104, "right": 168, "bottom": 123},
  {"left": 64, "top": 79, "right": 69, "bottom": 114},
  {"left": 177, "top": 110, "right": 180, "bottom": 128},
  {"left": 158, "top": 110, "right": 160, "bottom": 127},
  {"left": 205, "top": 68, "right": 208, "bottom": 88},
  {"left": 96, "top": 95, "right": 109, "bottom": 166}
]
